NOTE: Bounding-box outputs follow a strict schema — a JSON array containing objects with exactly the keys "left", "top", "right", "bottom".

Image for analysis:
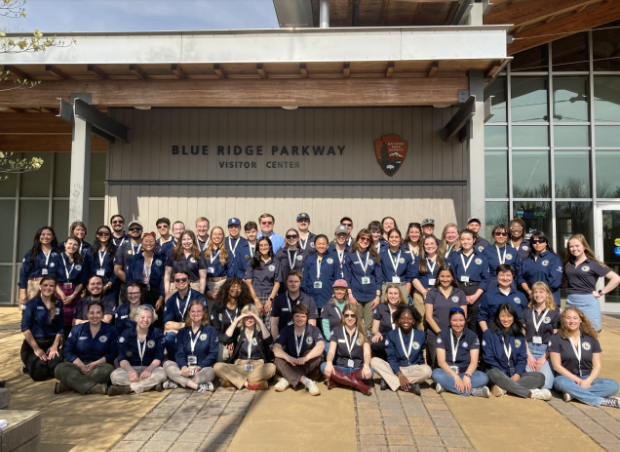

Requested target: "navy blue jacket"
[
  {"left": 378, "top": 247, "right": 416, "bottom": 283},
  {"left": 482, "top": 328, "right": 527, "bottom": 377},
  {"left": 59, "top": 240, "right": 92, "bottom": 259},
  {"left": 477, "top": 287, "right": 527, "bottom": 325},
  {"left": 54, "top": 253, "right": 89, "bottom": 286},
  {"left": 229, "top": 240, "right": 254, "bottom": 278},
  {"left": 64, "top": 322, "right": 118, "bottom": 364},
  {"left": 163, "top": 289, "right": 207, "bottom": 324},
  {"left": 118, "top": 327, "right": 165, "bottom": 366},
  {"left": 384, "top": 328, "right": 427, "bottom": 373},
  {"left": 483, "top": 244, "right": 523, "bottom": 283},
  {"left": 114, "top": 302, "right": 139, "bottom": 335},
  {"left": 126, "top": 252, "right": 166, "bottom": 296},
  {"left": 19, "top": 250, "right": 61, "bottom": 288},
  {"left": 448, "top": 249, "right": 490, "bottom": 291},
  {"left": 521, "top": 250, "right": 563, "bottom": 303},
  {"left": 343, "top": 250, "right": 381, "bottom": 302},
  {"left": 21, "top": 296, "right": 64, "bottom": 339},
  {"left": 302, "top": 253, "right": 342, "bottom": 309},
  {"left": 88, "top": 249, "right": 117, "bottom": 286},
  {"left": 174, "top": 325, "right": 219, "bottom": 369}
]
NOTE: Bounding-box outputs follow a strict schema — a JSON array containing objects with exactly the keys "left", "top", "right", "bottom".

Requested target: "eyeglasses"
[
  {"left": 97, "top": 231, "right": 110, "bottom": 236},
  {"left": 261, "top": 221, "right": 273, "bottom": 225},
  {"left": 343, "top": 313, "right": 356, "bottom": 318},
  {"left": 174, "top": 278, "right": 189, "bottom": 283},
  {"left": 342, "top": 223, "right": 352, "bottom": 227},
  {"left": 510, "top": 226, "right": 523, "bottom": 231},
  {"left": 129, "top": 227, "right": 142, "bottom": 232},
  {"left": 531, "top": 239, "right": 547, "bottom": 244},
  {"left": 494, "top": 232, "right": 508, "bottom": 237},
  {"left": 157, "top": 224, "right": 168, "bottom": 229},
  {"left": 112, "top": 220, "right": 124, "bottom": 225},
  {"left": 286, "top": 234, "right": 299, "bottom": 239},
  {"left": 358, "top": 237, "right": 371, "bottom": 243},
  {"left": 450, "top": 307, "right": 465, "bottom": 314}
]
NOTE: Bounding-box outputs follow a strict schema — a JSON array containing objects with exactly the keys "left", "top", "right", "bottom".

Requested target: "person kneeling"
[
  {"left": 370, "top": 305, "right": 432, "bottom": 395},
  {"left": 482, "top": 303, "right": 550, "bottom": 400},
  {"left": 273, "top": 304, "right": 325, "bottom": 396},
  {"left": 163, "top": 300, "right": 218, "bottom": 392},
  {"left": 214, "top": 304, "right": 276, "bottom": 391},
  {"left": 432, "top": 307, "right": 490, "bottom": 397},
  {"left": 321, "top": 303, "right": 373, "bottom": 396}
]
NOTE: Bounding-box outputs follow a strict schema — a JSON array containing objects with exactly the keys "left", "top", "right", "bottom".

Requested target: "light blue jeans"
[
  {"left": 567, "top": 293, "right": 601, "bottom": 331},
  {"left": 554, "top": 375, "right": 619, "bottom": 406},
  {"left": 319, "top": 363, "right": 374, "bottom": 377},
  {"left": 525, "top": 342, "right": 554, "bottom": 390},
  {"left": 431, "top": 368, "right": 489, "bottom": 396}
]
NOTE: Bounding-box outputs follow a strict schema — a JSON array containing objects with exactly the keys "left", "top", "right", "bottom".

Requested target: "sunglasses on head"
[{"left": 450, "top": 307, "right": 465, "bottom": 314}]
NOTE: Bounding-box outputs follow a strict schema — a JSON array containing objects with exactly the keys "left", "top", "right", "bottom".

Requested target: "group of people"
[{"left": 17, "top": 213, "right": 620, "bottom": 409}]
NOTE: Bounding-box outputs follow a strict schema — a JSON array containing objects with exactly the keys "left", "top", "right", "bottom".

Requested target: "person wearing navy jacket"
[
  {"left": 163, "top": 300, "right": 218, "bottom": 392},
  {"left": 126, "top": 232, "right": 165, "bottom": 311},
  {"left": 467, "top": 217, "right": 491, "bottom": 253},
  {"left": 164, "top": 230, "right": 206, "bottom": 300},
  {"left": 163, "top": 270, "right": 208, "bottom": 356},
  {"left": 379, "top": 229, "right": 415, "bottom": 301},
  {"left": 508, "top": 218, "right": 531, "bottom": 261},
  {"left": 369, "top": 221, "right": 388, "bottom": 255},
  {"left": 329, "top": 224, "right": 351, "bottom": 275},
  {"left": 370, "top": 305, "right": 432, "bottom": 394},
  {"left": 58, "top": 221, "right": 92, "bottom": 258},
  {"left": 482, "top": 303, "right": 550, "bottom": 400},
  {"left": 296, "top": 213, "right": 316, "bottom": 255},
  {"left": 20, "top": 276, "right": 64, "bottom": 381},
  {"left": 478, "top": 264, "right": 527, "bottom": 333},
  {"left": 275, "top": 228, "right": 310, "bottom": 280},
  {"left": 108, "top": 305, "right": 166, "bottom": 396},
  {"left": 343, "top": 229, "right": 382, "bottom": 331},
  {"left": 449, "top": 229, "right": 490, "bottom": 334},
  {"left": 113, "top": 220, "right": 144, "bottom": 304},
  {"left": 54, "top": 300, "right": 117, "bottom": 395},
  {"left": 18, "top": 226, "right": 60, "bottom": 306},
  {"left": 271, "top": 270, "right": 318, "bottom": 339},
  {"left": 55, "top": 235, "right": 88, "bottom": 337},
  {"left": 110, "top": 214, "right": 129, "bottom": 250},
  {"left": 483, "top": 224, "right": 523, "bottom": 289},
  {"left": 89, "top": 225, "right": 117, "bottom": 297},
  {"left": 521, "top": 231, "right": 563, "bottom": 307},
  {"left": 412, "top": 235, "right": 444, "bottom": 328},
  {"left": 73, "top": 275, "right": 116, "bottom": 325},
  {"left": 115, "top": 282, "right": 144, "bottom": 335},
  {"left": 229, "top": 221, "right": 257, "bottom": 279},
  {"left": 303, "top": 234, "right": 341, "bottom": 310},
  {"left": 225, "top": 217, "right": 249, "bottom": 276}
]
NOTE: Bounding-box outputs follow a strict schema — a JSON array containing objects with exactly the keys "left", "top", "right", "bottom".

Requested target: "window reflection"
[
  {"left": 555, "top": 202, "right": 592, "bottom": 258},
  {"left": 594, "top": 76, "right": 620, "bottom": 122},
  {"left": 511, "top": 77, "right": 548, "bottom": 122},
  {"left": 512, "top": 126, "right": 549, "bottom": 147},
  {"left": 596, "top": 150, "right": 620, "bottom": 198},
  {"left": 554, "top": 150, "right": 591, "bottom": 198},
  {"left": 553, "top": 77, "right": 588, "bottom": 122},
  {"left": 485, "top": 150, "right": 508, "bottom": 198},
  {"left": 552, "top": 33, "right": 589, "bottom": 72},
  {"left": 485, "top": 201, "right": 509, "bottom": 240},
  {"left": 513, "top": 201, "right": 551, "bottom": 240},
  {"left": 485, "top": 77, "right": 507, "bottom": 123},
  {"left": 512, "top": 150, "right": 550, "bottom": 198},
  {"left": 554, "top": 126, "right": 589, "bottom": 147}
]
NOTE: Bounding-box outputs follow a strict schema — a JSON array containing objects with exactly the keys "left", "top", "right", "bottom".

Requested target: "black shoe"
[
  {"left": 154, "top": 382, "right": 164, "bottom": 392},
  {"left": 107, "top": 385, "right": 131, "bottom": 396},
  {"left": 0, "top": 381, "right": 6, "bottom": 388},
  {"left": 408, "top": 383, "right": 421, "bottom": 396},
  {"left": 22, "top": 365, "right": 28, "bottom": 375},
  {"left": 380, "top": 378, "right": 387, "bottom": 391}
]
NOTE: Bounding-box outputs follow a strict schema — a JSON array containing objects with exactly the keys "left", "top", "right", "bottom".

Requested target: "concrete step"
[
  {"left": 0, "top": 388, "right": 10, "bottom": 409},
  {"left": 0, "top": 410, "right": 40, "bottom": 452}
]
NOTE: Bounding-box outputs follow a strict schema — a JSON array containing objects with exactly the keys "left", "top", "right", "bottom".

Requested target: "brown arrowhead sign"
[{"left": 374, "top": 134, "right": 408, "bottom": 177}]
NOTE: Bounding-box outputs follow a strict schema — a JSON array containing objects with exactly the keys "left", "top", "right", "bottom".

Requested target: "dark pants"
[
  {"left": 371, "top": 339, "right": 387, "bottom": 360},
  {"left": 275, "top": 355, "right": 323, "bottom": 388},
  {"left": 459, "top": 283, "right": 482, "bottom": 338},
  {"left": 143, "top": 284, "right": 164, "bottom": 328},
  {"left": 426, "top": 331, "right": 438, "bottom": 368},
  {"left": 487, "top": 368, "right": 545, "bottom": 398},
  {"left": 55, "top": 362, "right": 114, "bottom": 394},
  {"left": 21, "top": 339, "right": 64, "bottom": 382}
]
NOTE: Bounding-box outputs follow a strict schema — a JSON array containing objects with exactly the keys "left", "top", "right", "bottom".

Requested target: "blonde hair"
[
  {"left": 337, "top": 303, "right": 367, "bottom": 346},
  {"left": 204, "top": 226, "right": 229, "bottom": 265},
  {"left": 240, "top": 304, "right": 260, "bottom": 330},
  {"left": 383, "top": 283, "right": 407, "bottom": 305},
  {"left": 527, "top": 282, "right": 557, "bottom": 311},
  {"left": 560, "top": 306, "right": 598, "bottom": 340},
  {"left": 438, "top": 223, "right": 460, "bottom": 257},
  {"left": 184, "top": 300, "right": 209, "bottom": 327},
  {"left": 131, "top": 305, "right": 158, "bottom": 322}
]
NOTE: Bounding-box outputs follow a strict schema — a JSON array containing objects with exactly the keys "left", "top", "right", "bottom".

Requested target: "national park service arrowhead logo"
[{"left": 374, "top": 134, "right": 408, "bottom": 177}]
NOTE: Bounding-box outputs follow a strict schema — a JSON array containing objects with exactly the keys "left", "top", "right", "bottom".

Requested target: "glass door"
[{"left": 595, "top": 204, "right": 620, "bottom": 313}]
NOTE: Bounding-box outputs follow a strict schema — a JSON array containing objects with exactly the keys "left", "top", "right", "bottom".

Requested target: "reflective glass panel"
[
  {"left": 0, "top": 267, "right": 13, "bottom": 303},
  {"left": 512, "top": 126, "right": 549, "bottom": 147},
  {"left": 594, "top": 76, "right": 620, "bottom": 122},
  {"left": 593, "top": 23, "right": 620, "bottom": 71},
  {"left": 485, "top": 150, "right": 508, "bottom": 198},
  {"left": 20, "top": 153, "right": 50, "bottom": 197},
  {"left": 554, "top": 126, "right": 589, "bottom": 148},
  {"left": 511, "top": 45, "right": 549, "bottom": 73},
  {"left": 0, "top": 201, "right": 15, "bottom": 263},
  {"left": 595, "top": 126, "right": 620, "bottom": 147},
  {"left": 555, "top": 202, "right": 592, "bottom": 258},
  {"left": 485, "top": 77, "right": 507, "bottom": 123},
  {"left": 511, "top": 77, "right": 548, "bottom": 122},
  {"left": 554, "top": 150, "right": 591, "bottom": 198},
  {"left": 596, "top": 150, "right": 620, "bottom": 198},
  {"left": 53, "top": 153, "right": 71, "bottom": 197},
  {"left": 553, "top": 77, "right": 588, "bottom": 122},
  {"left": 485, "top": 126, "right": 507, "bottom": 147},
  {"left": 552, "top": 33, "right": 589, "bottom": 72},
  {"left": 90, "top": 153, "right": 106, "bottom": 198},
  {"left": 512, "top": 150, "right": 550, "bottom": 198},
  {"left": 485, "top": 201, "right": 509, "bottom": 240},
  {"left": 17, "top": 200, "right": 49, "bottom": 260},
  {"left": 513, "top": 201, "right": 551, "bottom": 239}
]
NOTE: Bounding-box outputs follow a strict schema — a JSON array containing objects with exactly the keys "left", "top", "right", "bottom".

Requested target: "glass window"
[
  {"left": 485, "top": 201, "right": 509, "bottom": 240},
  {"left": 594, "top": 125, "right": 620, "bottom": 147},
  {"left": 53, "top": 153, "right": 71, "bottom": 197},
  {"left": 512, "top": 126, "right": 549, "bottom": 147},
  {"left": 513, "top": 201, "right": 551, "bottom": 239},
  {"left": 485, "top": 126, "right": 507, "bottom": 147},
  {"left": 554, "top": 150, "right": 591, "bottom": 198},
  {"left": 555, "top": 202, "right": 592, "bottom": 258},
  {"left": 511, "top": 77, "right": 548, "bottom": 122},
  {"left": 596, "top": 150, "right": 620, "bottom": 198},
  {"left": 90, "top": 153, "right": 106, "bottom": 198},
  {"left": 485, "top": 77, "right": 507, "bottom": 123},
  {"left": 554, "top": 126, "right": 589, "bottom": 148},
  {"left": 511, "top": 45, "right": 549, "bottom": 73},
  {"left": 0, "top": 266, "right": 13, "bottom": 303},
  {"left": 593, "top": 22, "right": 620, "bottom": 71},
  {"left": 0, "top": 201, "right": 16, "bottom": 263},
  {"left": 52, "top": 200, "right": 70, "bottom": 241},
  {"left": 20, "top": 153, "right": 51, "bottom": 197},
  {"left": 512, "top": 149, "right": 550, "bottom": 198},
  {"left": 89, "top": 200, "right": 105, "bottom": 243},
  {"left": 553, "top": 77, "right": 588, "bottom": 122},
  {"left": 552, "top": 33, "right": 589, "bottom": 72},
  {"left": 0, "top": 171, "right": 17, "bottom": 197},
  {"left": 17, "top": 200, "right": 49, "bottom": 260},
  {"left": 593, "top": 76, "right": 620, "bottom": 122},
  {"left": 485, "top": 150, "right": 508, "bottom": 198}
]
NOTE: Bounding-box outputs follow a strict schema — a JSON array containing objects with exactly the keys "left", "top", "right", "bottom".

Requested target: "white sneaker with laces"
[
  {"left": 163, "top": 380, "right": 178, "bottom": 390},
  {"left": 275, "top": 378, "right": 290, "bottom": 392},
  {"left": 530, "top": 389, "right": 552, "bottom": 401},
  {"left": 435, "top": 382, "right": 444, "bottom": 394},
  {"left": 563, "top": 392, "right": 573, "bottom": 403},
  {"left": 305, "top": 379, "right": 320, "bottom": 396}
]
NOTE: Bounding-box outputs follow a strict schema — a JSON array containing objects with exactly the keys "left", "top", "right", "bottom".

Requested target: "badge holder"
[
  {"left": 361, "top": 277, "right": 371, "bottom": 285},
  {"left": 392, "top": 276, "right": 401, "bottom": 283},
  {"left": 532, "top": 336, "right": 542, "bottom": 345},
  {"left": 347, "top": 359, "right": 355, "bottom": 368},
  {"left": 428, "top": 278, "right": 436, "bottom": 286},
  {"left": 96, "top": 269, "right": 105, "bottom": 276},
  {"left": 450, "top": 365, "right": 460, "bottom": 374},
  {"left": 188, "top": 355, "right": 197, "bottom": 376},
  {"left": 244, "top": 363, "right": 254, "bottom": 372},
  {"left": 460, "top": 276, "right": 469, "bottom": 283}
]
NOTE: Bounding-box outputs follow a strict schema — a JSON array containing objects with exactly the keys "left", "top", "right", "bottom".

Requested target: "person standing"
[
  {"left": 245, "top": 237, "right": 282, "bottom": 331},
  {"left": 296, "top": 213, "right": 316, "bottom": 254},
  {"left": 113, "top": 220, "right": 144, "bottom": 304},
  {"left": 225, "top": 218, "right": 249, "bottom": 277},
  {"left": 110, "top": 215, "right": 128, "bottom": 250},
  {"left": 520, "top": 231, "right": 563, "bottom": 307},
  {"left": 466, "top": 217, "right": 491, "bottom": 252},
  {"left": 257, "top": 213, "right": 284, "bottom": 253},
  {"left": 18, "top": 226, "right": 60, "bottom": 306},
  {"left": 303, "top": 235, "right": 342, "bottom": 310}
]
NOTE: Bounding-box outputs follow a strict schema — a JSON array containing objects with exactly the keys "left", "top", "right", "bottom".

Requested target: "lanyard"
[
  {"left": 42, "top": 250, "right": 51, "bottom": 267},
  {"left": 510, "top": 240, "right": 519, "bottom": 249},
  {"left": 62, "top": 254, "right": 75, "bottom": 280},
  {"left": 245, "top": 329, "right": 254, "bottom": 358},
  {"left": 198, "top": 237, "right": 209, "bottom": 252},
  {"left": 286, "top": 292, "right": 299, "bottom": 313},
  {"left": 356, "top": 251, "right": 370, "bottom": 274},
  {"left": 209, "top": 249, "right": 220, "bottom": 264},
  {"left": 294, "top": 328, "right": 306, "bottom": 357},
  {"left": 225, "top": 307, "right": 238, "bottom": 324},
  {"left": 249, "top": 244, "right": 256, "bottom": 256},
  {"left": 532, "top": 309, "right": 549, "bottom": 334},
  {"left": 334, "top": 303, "right": 342, "bottom": 319},
  {"left": 299, "top": 235, "right": 309, "bottom": 250},
  {"left": 460, "top": 252, "right": 474, "bottom": 275},
  {"left": 189, "top": 328, "right": 201, "bottom": 354},
  {"left": 388, "top": 250, "right": 402, "bottom": 275},
  {"left": 177, "top": 292, "right": 191, "bottom": 319},
  {"left": 569, "top": 336, "right": 582, "bottom": 375},
  {"left": 342, "top": 326, "right": 358, "bottom": 359},
  {"left": 132, "top": 243, "right": 142, "bottom": 254},
  {"left": 316, "top": 256, "right": 323, "bottom": 280},
  {"left": 398, "top": 329, "right": 415, "bottom": 361},
  {"left": 98, "top": 250, "right": 106, "bottom": 268},
  {"left": 337, "top": 249, "right": 345, "bottom": 265},
  {"left": 287, "top": 250, "right": 299, "bottom": 270},
  {"left": 502, "top": 336, "right": 512, "bottom": 362},
  {"left": 496, "top": 245, "right": 507, "bottom": 265},
  {"left": 445, "top": 243, "right": 454, "bottom": 258},
  {"left": 143, "top": 258, "right": 152, "bottom": 282},
  {"left": 114, "top": 236, "right": 126, "bottom": 247},
  {"left": 426, "top": 258, "right": 436, "bottom": 276},
  {"left": 450, "top": 330, "right": 461, "bottom": 364},
  {"left": 408, "top": 244, "right": 418, "bottom": 256},
  {"left": 228, "top": 237, "right": 239, "bottom": 257},
  {"left": 137, "top": 336, "right": 147, "bottom": 365}
]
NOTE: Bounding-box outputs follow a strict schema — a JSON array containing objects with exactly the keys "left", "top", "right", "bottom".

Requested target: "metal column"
[
  {"left": 69, "top": 104, "right": 92, "bottom": 225},
  {"left": 468, "top": 70, "right": 486, "bottom": 224}
]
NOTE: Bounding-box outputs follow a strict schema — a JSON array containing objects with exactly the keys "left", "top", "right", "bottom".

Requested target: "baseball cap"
[
  {"left": 128, "top": 220, "right": 143, "bottom": 229},
  {"left": 467, "top": 217, "right": 481, "bottom": 225},
  {"left": 227, "top": 218, "right": 241, "bottom": 227},
  {"left": 333, "top": 279, "right": 348, "bottom": 288},
  {"left": 335, "top": 225, "right": 349, "bottom": 235},
  {"left": 421, "top": 219, "right": 435, "bottom": 227},
  {"left": 297, "top": 213, "right": 310, "bottom": 221}
]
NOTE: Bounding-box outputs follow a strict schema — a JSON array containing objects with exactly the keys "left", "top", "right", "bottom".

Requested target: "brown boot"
[
  {"left": 328, "top": 368, "right": 356, "bottom": 389},
  {"left": 350, "top": 369, "right": 372, "bottom": 396},
  {"left": 326, "top": 379, "right": 339, "bottom": 390}
]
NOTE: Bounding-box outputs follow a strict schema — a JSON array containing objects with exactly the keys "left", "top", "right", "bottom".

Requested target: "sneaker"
[
  {"left": 274, "top": 378, "right": 290, "bottom": 392},
  {"left": 600, "top": 398, "right": 620, "bottom": 408},
  {"left": 54, "top": 381, "right": 71, "bottom": 394},
  {"left": 163, "top": 380, "right": 179, "bottom": 390},
  {"left": 247, "top": 381, "right": 269, "bottom": 391},
  {"left": 107, "top": 385, "right": 131, "bottom": 397},
  {"left": 408, "top": 383, "right": 421, "bottom": 396},
  {"left": 471, "top": 386, "right": 491, "bottom": 398},
  {"left": 87, "top": 383, "right": 107, "bottom": 395},
  {"left": 380, "top": 378, "right": 387, "bottom": 391},
  {"left": 22, "top": 365, "right": 28, "bottom": 375},
  {"left": 196, "top": 382, "right": 214, "bottom": 393},
  {"left": 305, "top": 379, "right": 320, "bottom": 396},
  {"left": 491, "top": 385, "right": 507, "bottom": 397},
  {"left": 0, "top": 380, "right": 6, "bottom": 388},
  {"left": 435, "top": 382, "right": 444, "bottom": 394},
  {"left": 154, "top": 382, "right": 164, "bottom": 392},
  {"left": 563, "top": 392, "right": 573, "bottom": 403},
  {"left": 530, "top": 389, "right": 552, "bottom": 401}
]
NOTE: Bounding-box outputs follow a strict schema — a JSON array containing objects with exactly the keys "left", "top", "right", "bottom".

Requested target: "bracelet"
[{"left": 464, "top": 373, "right": 472, "bottom": 378}]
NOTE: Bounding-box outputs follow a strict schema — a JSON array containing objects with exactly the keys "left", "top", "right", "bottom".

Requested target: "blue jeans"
[
  {"left": 526, "top": 342, "right": 554, "bottom": 390},
  {"left": 165, "top": 332, "right": 177, "bottom": 357},
  {"left": 554, "top": 375, "right": 619, "bottom": 407},
  {"left": 432, "top": 368, "right": 489, "bottom": 396},
  {"left": 319, "top": 363, "right": 374, "bottom": 378}
]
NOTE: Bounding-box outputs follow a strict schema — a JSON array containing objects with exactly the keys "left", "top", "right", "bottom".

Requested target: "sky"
[{"left": 0, "top": 0, "right": 279, "bottom": 33}]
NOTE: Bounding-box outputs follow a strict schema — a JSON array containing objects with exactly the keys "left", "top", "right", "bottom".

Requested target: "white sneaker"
[
  {"left": 530, "top": 389, "right": 552, "bottom": 401},
  {"left": 491, "top": 385, "right": 507, "bottom": 397},
  {"left": 435, "top": 382, "right": 444, "bottom": 394},
  {"left": 471, "top": 386, "right": 491, "bottom": 398},
  {"left": 163, "top": 380, "right": 178, "bottom": 390},
  {"left": 196, "top": 382, "right": 214, "bottom": 393},
  {"left": 275, "top": 378, "right": 290, "bottom": 392},
  {"left": 305, "top": 379, "right": 320, "bottom": 396},
  {"left": 563, "top": 392, "right": 572, "bottom": 403}
]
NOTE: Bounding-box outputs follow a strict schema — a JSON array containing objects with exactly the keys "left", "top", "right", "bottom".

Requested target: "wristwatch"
[
  {"left": 464, "top": 373, "right": 472, "bottom": 378},
  {"left": 598, "top": 289, "right": 604, "bottom": 295}
]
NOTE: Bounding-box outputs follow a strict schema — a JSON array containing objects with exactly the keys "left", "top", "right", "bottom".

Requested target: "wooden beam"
[
  {"left": 0, "top": 135, "right": 107, "bottom": 153},
  {"left": 45, "top": 65, "right": 70, "bottom": 80},
  {"left": 347, "top": 0, "right": 354, "bottom": 26},
  {"left": 385, "top": 62, "right": 395, "bottom": 78},
  {"left": 485, "top": 60, "right": 502, "bottom": 78},
  {"left": 544, "top": 14, "right": 558, "bottom": 24},
  {"left": 509, "top": 1, "right": 620, "bottom": 54},
  {"left": 0, "top": 113, "right": 71, "bottom": 134},
  {"left": 575, "top": 3, "right": 589, "bottom": 13},
  {"left": 87, "top": 64, "right": 108, "bottom": 80},
  {"left": 257, "top": 64, "right": 267, "bottom": 79},
  {"left": 214, "top": 64, "right": 226, "bottom": 79},
  {"left": 171, "top": 64, "right": 187, "bottom": 80},
  {"left": 442, "top": 96, "right": 476, "bottom": 142},
  {"left": 380, "top": 0, "right": 390, "bottom": 25},
  {"left": 40, "top": 107, "right": 60, "bottom": 115},
  {"left": 343, "top": 62, "right": 350, "bottom": 78},
  {"left": 0, "top": 77, "right": 469, "bottom": 108},
  {"left": 129, "top": 64, "right": 148, "bottom": 80},
  {"left": 486, "top": 0, "right": 598, "bottom": 27},
  {"left": 7, "top": 107, "right": 26, "bottom": 113},
  {"left": 427, "top": 61, "right": 439, "bottom": 77},
  {"left": 300, "top": 63, "right": 308, "bottom": 78},
  {"left": 2, "top": 65, "right": 30, "bottom": 80}
]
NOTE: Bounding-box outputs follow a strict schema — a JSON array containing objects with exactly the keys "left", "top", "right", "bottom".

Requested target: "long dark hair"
[
  {"left": 91, "top": 225, "right": 116, "bottom": 260},
  {"left": 215, "top": 277, "right": 253, "bottom": 308},
  {"left": 29, "top": 226, "right": 58, "bottom": 267},
  {"left": 434, "top": 264, "right": 459, "bottom": 289},
  {"left": 418, "top": 235, "right": 444, "bottom": 275},
  {"left": 250, "top": 236, "right": 274, "bottom": 269},
  {"left": 528, "top": 230, "right": 554, "bottom": 256},
  {"left": 350, "top": 229, "right": 381, "bottom": 262},
  {"left": 490, "top": 302, "right": 523, "bottom": 336}
]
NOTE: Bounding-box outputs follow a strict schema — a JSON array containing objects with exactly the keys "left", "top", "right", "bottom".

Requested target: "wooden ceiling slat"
[{"left": 486, "top": 0, "right": 599, "bottom": 27}]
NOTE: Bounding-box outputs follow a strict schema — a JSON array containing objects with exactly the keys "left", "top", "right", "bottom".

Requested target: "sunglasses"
[
  {"left": 342, "top": 223, "right": 352, "bottom": 227},
  {"left": 127, "top": 291, "right": 141, "bottom": 297},
  {"left": 97, "top": 231, "right": 110, "bottom": 236},
  {"left": 358, "top": 237, "right": 371, "bottom": 243},
  {"left": 112, "top": 220, "right": 124, "bottom": 224},
  {"left": 286, "top": 235, "right": 299, "bottom": 239},
  {"left": 128, "top": 227, "right": 142, "bottom": 232},
  {"left": 157, "top": 224, "right": 169, "bottom": 229},
  {"left": 174, "top": 278, "right": 189, "bottom": 283},
  {"left": 343, "top": 313, "right": 356, "bottom": 318},
  {"left": 261, "top": 221, "right": 273, "bottom": 225},
  {"left": 494, "top": 232, "right": 508, "bottom": 237},
  {"left": 531, "top": 239, "right": 547, "bottom": 244}
]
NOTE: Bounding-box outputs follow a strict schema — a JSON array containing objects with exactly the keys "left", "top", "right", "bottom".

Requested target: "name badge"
[
  {"left": 41, "top": 269, "right": 49, "bottom": 275},
  {"left": 188, "top": 355, "right": 197, "bottom": 367},
  {"left": 392, "top": 276, "right": 401, "bottom": 283},
  {"left": 337, "top": 339, "right": 346, "bottom": 343},
  {"left": 347, "top": 359, "right": 355, "bottom": 368},
  {"left": 244, "top": 363, "right": 254, "bottom": 372},
  {"left": 428, "top": 278, "right": 436, "bottom": 286},
  {"left": 96, "top": 269, "right": 105, "bottom": 276},
  {"left": 282, "top": 308, "right": 289, "bottom": 312},
  {"left": 460, "top": 276, "right": 469, "bottom": 283},
  {"left": 450, "top": 365, "right": 459, "bottom": 374},
  {"left": 408, "top": 365, "right": 414, "bottom": 373},
  {"left": 313, "top": 281, "right": 322, "bottom": 289},
  {"left": 532, "top": 336, "right": 542, "bottom": 345},
  {"left": 208, "top": 267, "right": 215, "bottom": 273},
  {"left": 63, "top": 283, "right": 73, "bottom": 290},
  {"left": 361, "top": 276, "right": 371, "bottom": 285}
]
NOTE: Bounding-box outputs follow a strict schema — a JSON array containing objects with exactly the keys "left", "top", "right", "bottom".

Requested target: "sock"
[{"left": 302, "top": 377, "right": 310, "bottom": 385}]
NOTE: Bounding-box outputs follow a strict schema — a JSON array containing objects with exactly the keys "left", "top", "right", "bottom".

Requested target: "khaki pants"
[
  {"left": 27, "top": 279, "right": 41, "bottom": 300},
  {"left": 214, "top": 359, "right": 276, "bottom": 389},
  {"left": 275, "top": 355, "right": 322, "bottom": 388},
  {"left": 358, "top": 300, "right": 374, "bottom": 331},
  {"left": 206, "top": 279, "right": 226, "bottom": 314},
  {"left": 413, "top": 291, "right": 426, "bottom": 331},
  {"left": 110, "top": 365, "right": 166, "bottom": 394},
  {"left": 55, "top": 362, "right": 114, "bottom": 395},
  {"left": 370, "top": 357, "right": 432, "bottom": 392},
  {"left": 163, "top": 361, "right": 215, "bottom": 388}
]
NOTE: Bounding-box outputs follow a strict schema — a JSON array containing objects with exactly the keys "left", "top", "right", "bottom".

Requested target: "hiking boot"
[{"left": 107, "top": 385, "right": 131, "bottom": 396}]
